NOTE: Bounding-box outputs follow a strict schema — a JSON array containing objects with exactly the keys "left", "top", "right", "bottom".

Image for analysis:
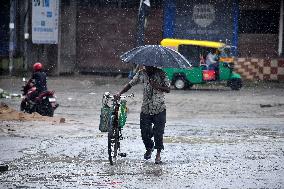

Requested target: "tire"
[
  {"left": 108, "top": 115, "right": 119, "bottom": 165},
  {"left": 228, "top": 78, "right": 242, "bottom": 90},
  {"left": 38, "top": 99, "right": 54, "bottom": 117},
  {"left": 20, "top": 100, "right": 26, "bottom": 112},
  {"left": 25, "top": 101, "right": 36, "bottom": 114},
  {"left": 173, "top": 76, "right": 187, "bottom": 90}
]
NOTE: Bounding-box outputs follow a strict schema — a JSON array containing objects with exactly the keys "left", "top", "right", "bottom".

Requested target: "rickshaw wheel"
[
  {"left": 228, "top": 78, "right": 242, "bottom": 90},
  {"left": 174, "top": 76, "right": 188, "bottom": 90}
]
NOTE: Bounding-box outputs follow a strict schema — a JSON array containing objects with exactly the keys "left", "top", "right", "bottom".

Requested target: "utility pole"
[
  {"left": 129, "top": 0, "right": 150, "bottom": 78},
  {"left": 278, "top": 0, "right": 283, "bottom": 56},
  {"left": 136, "top": 0, "right": 150, "bottom": 47},
  {"left": 9, "top": 0, "right": 16, "bottom": 76},
  {"left": 24, "top": 0, "right": 30, "bottom": 71},
  {"left": 57, "top": 0, "right": 61, "bottom": 76}
]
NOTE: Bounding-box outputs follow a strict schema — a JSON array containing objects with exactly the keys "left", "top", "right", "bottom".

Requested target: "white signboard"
[
  {"left": 32, "top": 0, "right": 59, "bottom": 44},
  {"left": 193, "top": 4, "right": 215, "bottom": 28}
]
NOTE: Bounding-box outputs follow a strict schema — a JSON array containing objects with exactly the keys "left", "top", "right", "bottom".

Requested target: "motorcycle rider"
[
  {"left": 20, "top": 62, "right": 58, "bottom": 116},
  {"left": 25, "top": 62, "right": 47, "bottom": 103},
  {"left": 29, "top": 62, "right": 47, "bottom": 100}
]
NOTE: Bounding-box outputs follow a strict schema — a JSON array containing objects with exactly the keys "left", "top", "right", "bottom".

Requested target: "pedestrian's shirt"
[{"left": 129, "top": 69, "right": 170, "bottom": 115}]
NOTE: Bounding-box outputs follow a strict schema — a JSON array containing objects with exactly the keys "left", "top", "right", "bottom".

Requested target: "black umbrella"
[{"left": 120, "top": 45, "right": 192, "bottom": 68}]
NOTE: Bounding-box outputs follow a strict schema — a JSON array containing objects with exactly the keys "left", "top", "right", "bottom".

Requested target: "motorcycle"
[{"left": 20, "top": 78, "right": 59, "bottom": 117}]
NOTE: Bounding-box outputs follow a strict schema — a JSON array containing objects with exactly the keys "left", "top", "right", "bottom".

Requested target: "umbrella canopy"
[{"left": 120, "top": 45, "right": 192, "bottom": 68}]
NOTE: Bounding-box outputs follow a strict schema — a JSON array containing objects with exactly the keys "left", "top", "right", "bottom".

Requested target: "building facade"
[{"left": 0, "top": 0, "right": 283, "bottom": 80}]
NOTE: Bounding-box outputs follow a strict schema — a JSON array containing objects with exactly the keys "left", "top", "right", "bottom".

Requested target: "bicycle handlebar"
[
  {"left": 103, "top": 92, "right": 134, "bottom": 99},
  {"left": 102, "top": 92, "right": 134, "bottom": 105}
]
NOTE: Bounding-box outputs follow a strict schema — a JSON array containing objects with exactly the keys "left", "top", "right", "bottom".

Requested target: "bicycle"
[{"left": 99, "top": 92, "right": 134, "bottom": 165}]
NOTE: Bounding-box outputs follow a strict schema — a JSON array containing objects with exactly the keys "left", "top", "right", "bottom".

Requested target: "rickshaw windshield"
[{"left": 219, "top": 46, "right": 233, "bottom": 57}]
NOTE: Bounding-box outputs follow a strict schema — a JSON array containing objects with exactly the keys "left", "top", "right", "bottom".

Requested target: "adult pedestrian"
[{"left": 115, "top": 66, "right": 170, "bottom": 164}]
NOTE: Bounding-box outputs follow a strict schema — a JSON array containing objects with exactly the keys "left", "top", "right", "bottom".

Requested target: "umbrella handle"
[{"left": 128, "top": 65, "right": 140, "bottom": 79}]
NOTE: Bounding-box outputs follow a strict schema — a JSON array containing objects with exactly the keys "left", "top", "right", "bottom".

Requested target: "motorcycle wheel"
[
  {"left": 38, "top": 99, "right": 54, "bottom": 117},
  {"left": 23, "top": 101, "right": 36, "bottom": 114},
  {"left": 20, "top": 100, "right": 26, "bottom": 111}
]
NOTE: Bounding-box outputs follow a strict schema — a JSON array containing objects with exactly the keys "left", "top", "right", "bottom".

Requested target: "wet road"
[{"left": 1, "top": 76, "right": 284, "bottom": 189}]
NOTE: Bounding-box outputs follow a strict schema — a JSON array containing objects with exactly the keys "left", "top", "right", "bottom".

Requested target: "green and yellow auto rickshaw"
[{"left": 161, "top": 38, "right": 242, "bottom": 90}]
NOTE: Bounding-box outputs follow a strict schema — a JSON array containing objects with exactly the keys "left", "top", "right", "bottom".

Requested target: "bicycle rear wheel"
[{"left": 108, "top": 115, "right": 119, "bottom": 165}]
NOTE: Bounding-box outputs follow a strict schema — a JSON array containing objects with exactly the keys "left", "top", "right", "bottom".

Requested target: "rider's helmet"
[{"left": 33, "top": 62, "right": 43, "bottom": 71}]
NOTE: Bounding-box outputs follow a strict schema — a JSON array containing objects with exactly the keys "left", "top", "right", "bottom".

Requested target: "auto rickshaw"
[{"left": 161, "top": 38, "right": 242, "bottom": 90}]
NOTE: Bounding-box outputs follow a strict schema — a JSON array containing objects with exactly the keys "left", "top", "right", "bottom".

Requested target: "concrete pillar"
[
  {"left": 56, "top": 0, "right": 61, "bottom": 76},
  {"left": 58, "top": 0, "right": 77, "bottom": 74},
  {"left": 9, "top": 0, "right": 16, "bottom": 75},
  {"left": 23, "top": 0, "right": 28, "bottom": 71},
  {"left": 279, "top": 0, "right": 283, "bottom": 56}
]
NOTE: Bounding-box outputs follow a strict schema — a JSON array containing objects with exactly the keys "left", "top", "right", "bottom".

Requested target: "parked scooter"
[{"left": 20, "top": 78, "right": 59, "bottom": 117}]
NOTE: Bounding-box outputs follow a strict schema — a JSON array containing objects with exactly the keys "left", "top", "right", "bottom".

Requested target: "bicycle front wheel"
[{"left": 108, "top": 115, "right": 119, "bottom": 165}]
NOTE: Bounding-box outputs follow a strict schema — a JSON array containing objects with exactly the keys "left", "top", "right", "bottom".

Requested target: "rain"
[{"left": 0, "top": 0, "right": 284, "bottom": 188}]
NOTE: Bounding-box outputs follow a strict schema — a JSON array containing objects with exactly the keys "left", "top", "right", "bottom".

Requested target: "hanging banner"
[{"left": 32, "top": 0, "right": 59, "bottom": 44}]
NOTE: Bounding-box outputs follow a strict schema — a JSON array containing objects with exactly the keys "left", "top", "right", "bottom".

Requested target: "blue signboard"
[{"left": 163, "top": 0, "right": 238, "bottom": 54}]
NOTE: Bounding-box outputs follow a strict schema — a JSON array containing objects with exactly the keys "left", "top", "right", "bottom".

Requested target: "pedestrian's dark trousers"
[{"left": 140, "top": 110, "right": 166, "bottom": 150}]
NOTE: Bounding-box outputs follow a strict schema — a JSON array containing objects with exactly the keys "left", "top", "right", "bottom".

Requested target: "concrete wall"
[
  {"left": 238, "top": 34, "right": 279, "bottom": 58},
  {"left": 76, "top": 6, "right": 163, "bottom": 74},
  {"left": 76, "top": 7, "right": 137, "bottom": 73},
  {"left": 238, "top": 0, "right": 281, "bottom": 59}
]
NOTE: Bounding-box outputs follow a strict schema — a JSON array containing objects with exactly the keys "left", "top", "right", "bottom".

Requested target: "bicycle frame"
[{"left": 101, "top": 92, "right": 133, "bottom": 165}]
